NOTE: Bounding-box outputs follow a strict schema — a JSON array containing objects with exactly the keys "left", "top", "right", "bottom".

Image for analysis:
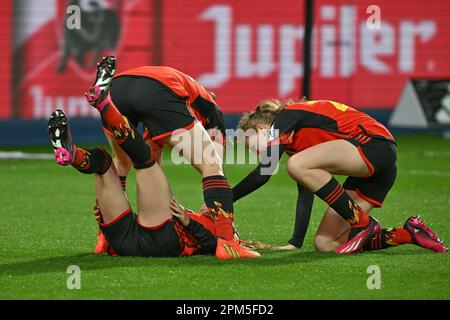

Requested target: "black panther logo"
[{"left": 57, "top": 0, "right": 121, "bottom": 73}]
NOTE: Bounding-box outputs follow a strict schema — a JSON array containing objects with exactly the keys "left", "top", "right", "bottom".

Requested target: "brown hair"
[{"left": 237, "top": 97, "right": 308, "bottom": 131}]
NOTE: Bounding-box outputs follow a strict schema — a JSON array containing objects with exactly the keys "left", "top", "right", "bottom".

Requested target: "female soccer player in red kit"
[
  {"left": 233, "top": 99, "right": 447, "bottom": 254},
  {"left": 80, "top": 57, "right": 237, "bottom": 253}
]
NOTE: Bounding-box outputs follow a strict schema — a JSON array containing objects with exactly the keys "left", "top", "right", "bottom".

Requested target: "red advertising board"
[
  {"left": 13, "top": 0, "right": 155, "bottom": 119},
  {"left": 0, "top": 0, "right": 12, "bottom": 118},
  {"left": 8, "top": 0, "right": 450, "bottom": 119},
  {"left": 163, "top": 0, "right": 450, "bottom": 112}
]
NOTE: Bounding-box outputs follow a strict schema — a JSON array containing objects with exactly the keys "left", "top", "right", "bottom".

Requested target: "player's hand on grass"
[
  {"left": 241, "top": 240, "right": 298, "bottom": 251},
  {"left": 276, "top": 244, "right": 298, "bottom": 251},
  {"left": 170, "top": 198, "right": 190, "bottom": 227}
]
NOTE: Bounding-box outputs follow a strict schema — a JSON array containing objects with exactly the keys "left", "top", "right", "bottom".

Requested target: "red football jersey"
[
  {"left": 270, "top": 100, "right": 394, "bottom": 155},
  {"left": 114, "top": 66, "right": 225, "bottom": 133},
  {"left": 174, "top": 211, "right": 217, "bottom": 257}
]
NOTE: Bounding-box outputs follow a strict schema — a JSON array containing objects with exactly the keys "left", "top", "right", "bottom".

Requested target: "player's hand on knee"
[
  {"left": 170, "top": 197, "right": 190, "bottom": 227},
  {"left": 93, "top": 200, "right": 103, "bottom": 223},
  {"left": 93, "top": 200, "right": 101, "bottom": 217}
]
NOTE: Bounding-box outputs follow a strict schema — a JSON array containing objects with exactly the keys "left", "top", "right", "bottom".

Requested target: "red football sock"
[
  {"left": 315, "top": 177, "right": 370, "bottom": 227},
  {"left": 71, "top": 147, "right": 111, "bottom": 175},
  {"left": 363, "top": 227, "right": 412, "bottom": 251},
  {"left": 202, "top": 175, "right": 235, "bottom": 240},
  {"left": 96, "top": 99, "right": 154, "bottom": 169}
]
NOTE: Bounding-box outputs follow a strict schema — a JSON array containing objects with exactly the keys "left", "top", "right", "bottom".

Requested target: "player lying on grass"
[
  {"left": 82, "top": 57, "right": 237, "bottom": 253},
  {"left": 233, "top": 99, "right": 447, "bottom": 254},
  {"left": 47, "top": 108, "right": 259, "bottom": 259}
]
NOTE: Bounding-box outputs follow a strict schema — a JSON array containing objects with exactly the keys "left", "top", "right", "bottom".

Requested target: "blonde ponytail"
[{"left": 238, "top": 99, "right": 288, "bottom": 131}]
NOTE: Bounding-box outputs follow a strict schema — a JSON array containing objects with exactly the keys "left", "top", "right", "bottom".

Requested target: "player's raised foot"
[
  {"left": 404, "top": 216, "right": 448, "bottom": 253},
  {"left": 85, "top": 56, "right": 117, "bottom": 110},
  {"left": 215, "top": 238, "right": 260, "bottom": 260},
  {"left": 48, "top": 109, "right": 76, "bottom": 166},
  {"left": 336, "top": 216, "right": 381, "bottom": 254}
]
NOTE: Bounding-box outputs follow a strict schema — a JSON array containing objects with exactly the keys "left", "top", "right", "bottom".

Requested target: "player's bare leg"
[
  {"left": 287, "top": 140, "right": 371, "bottom": 190},
  {"left": 164, "top": 122, "right": 224, "bottom": 177},
  {"left": 48, "top": 109, "right": 130, "bottom": 224},
  {"left": 93, "top": 133, "right": 165, "bottom": 253},
  {"left": 286, "top": 139, "right": 380, "bottom": 254},
  {"left": 94, "top": 164, "right": 131, "bottom": 223},
  {"left": 163, "top": 122, "right": 235, "bottom": 240},
  {"left": 134, "top": 164, "right": 172, "bottom": 227},
  {"left": 315, "top": 191, "right": 374, "bottom": 252},
  {"left": 105, "top": 134, "right": 132, "bottom": 179},
  {"left": 86, "top": 56, "right": 173, "bottom": 228}
]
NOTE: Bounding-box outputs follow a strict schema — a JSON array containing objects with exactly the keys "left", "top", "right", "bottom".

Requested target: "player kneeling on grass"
[{"left": 233, "top": 99, "right": 447, "bottom": 254}]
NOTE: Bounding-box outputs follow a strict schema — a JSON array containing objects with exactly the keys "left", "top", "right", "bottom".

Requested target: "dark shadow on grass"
[
  {"left": 0, "top": 250, "right": 343, "bottom": 276},
  {"left": 370, "top": 248, "right": 438, "bottom": 255},
  {"left": 0, "top": 247, "right": 433, "bottom": 277}
]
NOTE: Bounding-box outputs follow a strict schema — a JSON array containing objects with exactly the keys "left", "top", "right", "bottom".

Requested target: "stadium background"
[
  {"left": 1, "top": 0, "right": 450, "bottom": 145},
  {"left": 1, "top": 0, "right": 450, "bottom": 300}
]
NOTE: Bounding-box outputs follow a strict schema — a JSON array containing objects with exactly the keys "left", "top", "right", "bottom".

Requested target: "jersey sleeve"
[
  {"left": 206, "top": 105, "right": 226, "bottom": 136},
  {"left": 232, "top": 144, "right": 286, "bottom": 202},
  {"left": 288, "top": 183, "right": 314, "bottom": 248},
  {"left": 192, "top": 97, "right": 226, "bottom": 135},
  {"left": 268, "top": 109, "right": 300, "bottom": 146}
]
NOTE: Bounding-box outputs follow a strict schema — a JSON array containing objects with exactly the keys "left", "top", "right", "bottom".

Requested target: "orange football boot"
[
  {"left": 215, "top": 238, "right": 260, "bottom": 259},
  {"left": 94, "top": 229, "right": 109, "bottom": 254}
]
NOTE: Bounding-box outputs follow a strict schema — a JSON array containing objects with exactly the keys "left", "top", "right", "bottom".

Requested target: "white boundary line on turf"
[
  {"left": 2, "top": 152, "right": 450, "bottom": 178},
  {"left": 404, "top": 169, "right": 450, "bottom": 178},
  {"left": 423, "top": 150, "right": 450, "bottom": 158},
  {"left": 0, "top": 151, "right": 54, "bottom": 160}
]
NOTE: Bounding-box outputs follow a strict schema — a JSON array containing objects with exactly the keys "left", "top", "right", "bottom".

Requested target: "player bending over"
[
  {"left": 100, "top": 61, "right": 227, "bottom": 191},
  {"left": 47, "top": 109, "right": 258, "bottom": 258},
  {"left": 233, "top": 99, "right": 447, "bottom": 254},
  {"left": 81, "top": 57, "right": 235, "bottom": 253}
]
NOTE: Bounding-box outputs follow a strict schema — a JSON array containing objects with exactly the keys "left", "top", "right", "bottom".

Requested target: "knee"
[
  {"left": 287, "top": 156, "right": 310, "bottom": 182},
  {"left": 314, "top": 235, "right": 337, "bottom": 253}
]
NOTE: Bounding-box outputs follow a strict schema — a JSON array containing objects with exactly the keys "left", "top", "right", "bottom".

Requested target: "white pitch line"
[
  {"left": 404, "top": 169, "right": 450, "bottom": 178},
  {"left": 2, "top": 152, "right": 450, "bottom": 178},
  {"left": 423, "top": 150, "right": 450, "bottom": 158},
  {"left": 0, "top": 151, "right": 54, "bottom": 160}
]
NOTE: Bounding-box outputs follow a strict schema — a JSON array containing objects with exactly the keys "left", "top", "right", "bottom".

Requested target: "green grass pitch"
[{"left": 0, "top": 134, "right": 449, "bottom": 299}]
